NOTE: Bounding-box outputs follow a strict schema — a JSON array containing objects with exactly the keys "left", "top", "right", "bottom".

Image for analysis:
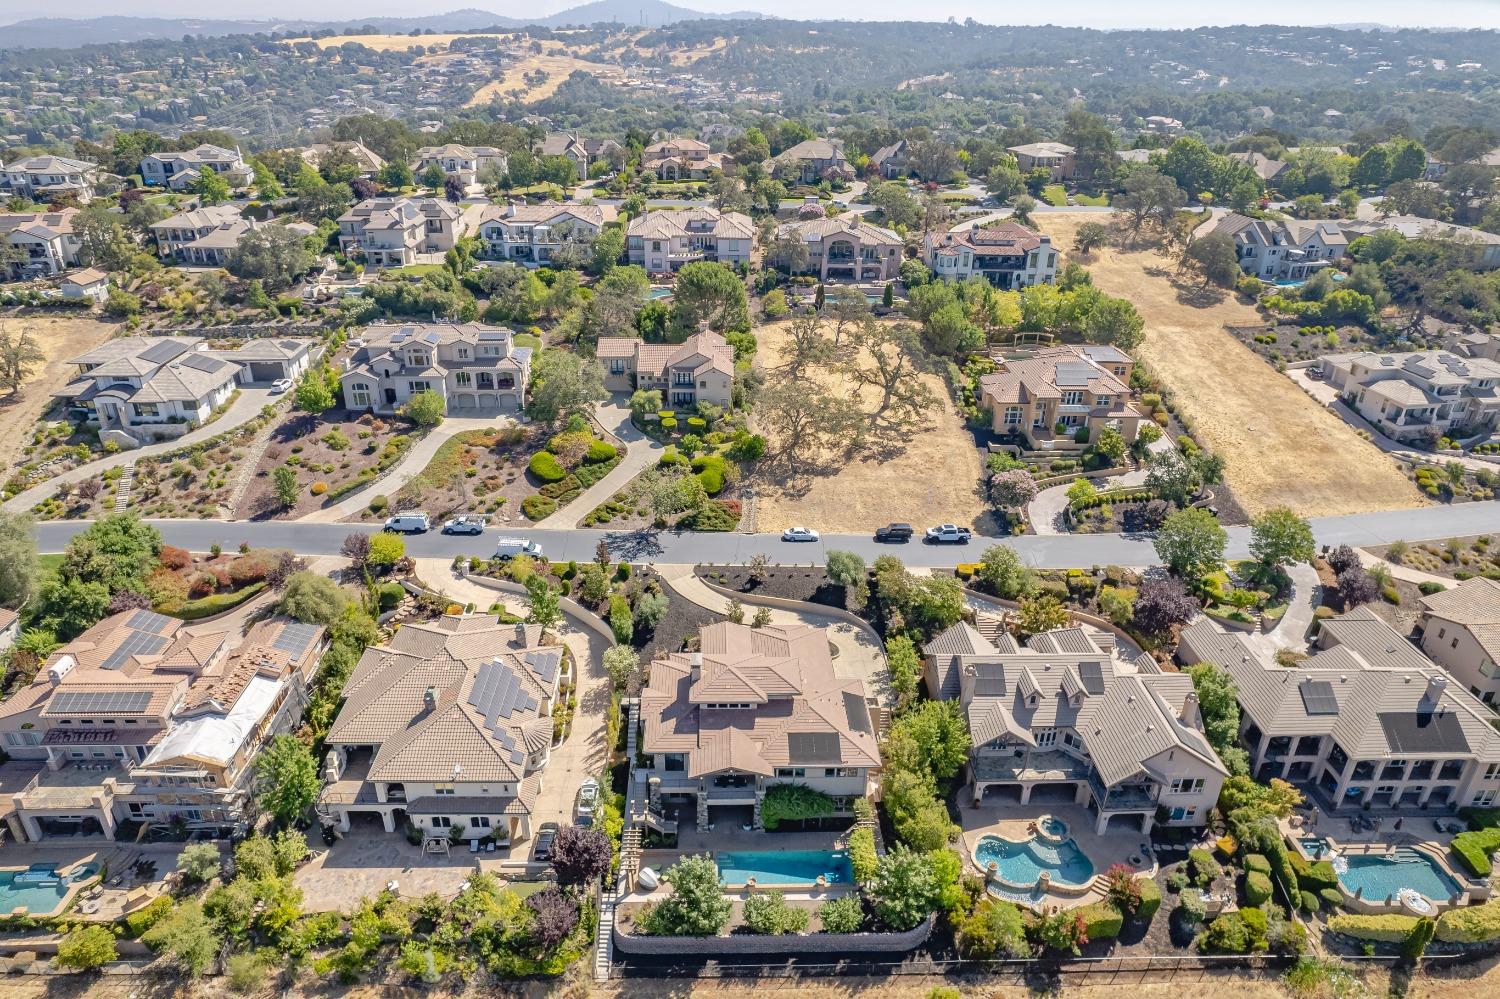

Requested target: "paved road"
[{"left": 31, "top": 499, "right": 1500, "bottom": 567}]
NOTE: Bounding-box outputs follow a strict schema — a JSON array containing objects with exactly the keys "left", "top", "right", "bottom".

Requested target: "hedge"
[
  {"left": 848, "top": 827, "right": 878, "bottom": 884},
  {"left": 1244, "top": 854, "right": 1272, "bottom": 876},
  {"left": 1070, "top": 490, "right": 1153, "bottom": 512},
  {"left": 528, "top": 451, "right": 568, "bottom": 483},
  {"left": 1137, "top": 877, "right": 1161, "bottom": 920},
  {"left": 1451, "top": 827, "right": 1500, "bottom": 877},
  {"left": 1245, "top": 871, "right": 1272, "bottom": 907},
  {"left": 522, "top": 495, "right": 558, "bottom": 520},
  {"left": 1077, "top": 901, "right": 1123, "bottom": 940},
  {"left": 1437, "top": 899, "right": 1500, "bottom": 943},
  {"left": 166, "top": 581, "right": 267, "bottom": 621},
  {"left": 1317, "top": 887, "right": 1344, "bottom": 910},
  {"left": 586, "top": 440, "right": 618, "bottom": 463},
  {"left": 1328, "top": 913, "right": 1420, "bottom": 943},
  {"left": 1460, "top": 807, "right": 1500, "bottom": 831}
]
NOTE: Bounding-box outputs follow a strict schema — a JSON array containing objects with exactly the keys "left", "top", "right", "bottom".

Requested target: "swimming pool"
[
  {"left": 0, "top": 863, "right": 101, "bottom": 916},
  {"left": 973, "top": 834, "right": 1096, "bottom": 887},
  {"left": 647, "top": 286, "right": 675, "bottom": 300},
  {"left": 716, "top": 849, "right": 852, "bottom": 886},
  {"left": 1337, "top": 850, "right": 1460, "bottom": 903}
]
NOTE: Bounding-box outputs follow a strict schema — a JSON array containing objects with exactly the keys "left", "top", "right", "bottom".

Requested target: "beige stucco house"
[
  {"left": 1419, "top": 578, "right": 1500, "bottom": 705},
  {"left": 774, "top": 216, "right": 903, "bottom": 282},
  {"left": 336, "top": 197, "right": 463, "bottom": 269},
  {"left": 476, "top": 202, "right": 618, "bottom": 265},
  {"left": 1319, "top": 350, "right": 1500, "bottom": 443},
  {"left": 641, "top": 138, "right": 734, "bottom": 180},
  {"left": 1007, "top": 142, "right": 1076, "bottom": 181},
  {"left": 978, "top": 345, "right": 1148, "bottom": 451},
  {"left": 627, "top": 208, "right": 753, "bottom": 274},
  {"left": 596, "top": 330, "right": 735, "bottom": 409},
  {"left": 771, "top": 138, "right": 854, "bottom": 184},
  {"left": 340, "top": 322, "right": 531, "bottom": 416}
]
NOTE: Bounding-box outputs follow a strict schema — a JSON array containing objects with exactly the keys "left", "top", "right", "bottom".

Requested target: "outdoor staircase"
[
  {"left": 632, "top": 809, "right": 677, "bottom": 835},
  {"left": 112, "top": 462, "right": 135, "bottom": 512},
  {"left": 976, "top": 613, "right": 1008, "bottom": 645},
  {"left": 592, "top": 877, "right": 618, "bottom": 980}
]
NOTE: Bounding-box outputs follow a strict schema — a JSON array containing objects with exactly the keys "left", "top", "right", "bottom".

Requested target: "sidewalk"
[
  {"left": 1355, "top": 548, "right": 1452, "bottom": 587},
  {"left": 300, "top": 416, "right": 514, "bottom": 523},
  {"left": 3, "top": 387, "right": 279, "bottom": 514},
  {"left": 1244, "top": 560, "right": 1322, "bottom": 655},
  {"left": 535, "top": 399, "right": 663, "bottom": 529}
]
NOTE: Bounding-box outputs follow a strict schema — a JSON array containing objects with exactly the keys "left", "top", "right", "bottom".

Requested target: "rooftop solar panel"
[
  {"left": 1299, "top": 679, "right": 1340, "bottom": 716},
  {"left": 843, "top": 691, "right": 873, "bottom": 734},
  {"left": 140, "top": 341, "right": 186, "bottom": 364},
  {"left": 126, "top": 609, "right": 176, "bottom": 635},
  {"left": 1078, "top": 661, "right": 1106, "bottom": 695},
  {"left": 466, "top": 660, "right": 539, "bottom": 764},
  {"left": 271, "top": 622, "right": 321, "bottom": 658},
  {"left": 100, "top": 630, "right": 170, "bottom": 671},
  {"left": 1379, "top": 711, "right": 1470, "bottom": 754},
  {"left": 973, "top": 675, "right": 1008, "bottom": 697},
  {"left": 51, "top": 690, "right": 152, "bottom": 714},
  {"left": 180, "top": 354, "right": 224, "bottom": 373},
  {"left": 787, "top": 731, "right": 841, "bottom": 764}
]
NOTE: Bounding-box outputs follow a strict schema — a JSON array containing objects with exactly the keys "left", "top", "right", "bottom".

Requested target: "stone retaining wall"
[
  {"left": 693, "top": 574, "right": 880, "bottom": 639},
  {"left": 613, "top": 914, "right": 934, "bottom": 956},
  {"left": 961, "top": 587, "right": 1144, "bottom": 659}
]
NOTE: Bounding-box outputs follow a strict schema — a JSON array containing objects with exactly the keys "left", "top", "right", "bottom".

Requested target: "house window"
[
  {"left": 775, "top": 768, "right": 806, "bottom": 778},
  {"left": 610, "top": 359, "right": 626, "bottom": 374},
  {"left": 470, "top": 817, "right": 492, "bottom": 828},
  {"left": 457, "top": 348, "right": 470, "bottom": 359},
  {"left": 1061, "top": 391, "right": 1084, "bottom": 406},
  {"left": 1003, "top": 406, "right": 1022, "bottom": 425},
  {"left": 455, "top": 372, "right": 472, "bottom": 387},
  {"left": 1169, "top": 806, "right": 1196, "bottom": 821},
  {"left": 409, "top": 381, "right": 431, "bottom": 394},
  {"left": 430, "top": 817, "right": 452, "bottom": 828},
  {"left": 1474, "top": 790, "right": 1498, "bottom": 808},
  {"left": 1035, "top": 730, "right": 1056, "bottom": 748},
  {"left": 1170, "top": 778, "right": 1205, "bottom": 795},
  {"left": 1486, "top": 763, "right": 1500, "bottom": 781},
  {"left": 434, "top": 784, "right": 455, "bottom": 796}
]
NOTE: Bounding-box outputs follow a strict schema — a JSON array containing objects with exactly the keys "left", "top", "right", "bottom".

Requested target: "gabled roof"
[{"left": 628, "top": 207, "right": 753, "bottom": 241}]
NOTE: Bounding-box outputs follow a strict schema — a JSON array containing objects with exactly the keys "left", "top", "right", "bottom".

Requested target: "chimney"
[
  {"left": 689, "top": 652, "right": 703, "bottom": 682},
  {"left": 1180, "top": 691, "right": 1200, "bottom": 725},
  {"left": 423, "top": 686, "right": 437, "bottom": 711},
  {"left": 1426, "top": 674, "right": 1448, "bottom": 701},
  {"left": 515, "top": 622, "right": 528, "bottom": 645}
]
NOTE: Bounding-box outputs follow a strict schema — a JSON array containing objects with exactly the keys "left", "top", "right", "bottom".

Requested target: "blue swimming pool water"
[
  {"left": 973, "top": 834, "right": 1096, "bottom": 887},
  {"left": 716, "top": 849, "right": 853, "bottom": 885},
  {"left": 1337, "top": 850, "right": 1460, "bottom": 902},
  {"left": 647, "top": 287, "right": 675, "bottom": 300},
  {"left": 0, "top": 863, "right": 100, "bottom": 915}
]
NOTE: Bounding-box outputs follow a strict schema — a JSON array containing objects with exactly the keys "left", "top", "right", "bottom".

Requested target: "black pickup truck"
[{"left": 875, "top": 523, "right": 914, "bottom": 543}]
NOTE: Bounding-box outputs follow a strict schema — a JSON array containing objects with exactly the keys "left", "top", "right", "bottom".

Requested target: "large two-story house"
[
  {"left": 1418, "top": 578, "right": 1500, "bottom": 705},
  {"left": 774, "top": 216, "right": 903, "bottom": 282},
  {"left": 596, "top": 330, "right": 734, "bottom": 409},
  {"left": 148, "top": 205, "right": 246, "bottom": 259},
  {"left": 923, "top": 222, "right": 1059, "bottom": 289},
  {"left": 53, "top": 338, "right": 241, "bottom": 440},
  {"left": 140, "top": 145, "right": 251, "bottom": 191},
  {"left": 924, "top": 622, "right": 1226, "bottom": 834},
  {"left": 537, "top": 134, "right": 621, "bottom": 178},
  {"left": 627, "top": 208, "right": 753, "bottom": 273},
  {"left": 476, "top": 202, "right": 618, "bottom": 264},
  {"left": 1007, "top": 142, "right": 1076, "bottom": 181},
  {"left": 640, "top": 138, "right": 734, "bottom": 180},
  {"left": 339, "top": 323, "right": 531, "bottom": 416},
  {"left": 1207, "top": 213, "right": 1348, "bottom": 282},
  {"left": 1, "top": 209, "right": 82, "bottom": 279},
  {"left": 317, "top": 615, "right": 563, "bottom": 845},
  {"left": 1, "top": 156, "right": 102, "bottom": 203},
  {"left": 771, "top": 138, "right": 855, "bottom": 184},
  {"left": 1179, "top": 608, "right": 1500, "bottom": 813},
  {"left": 302, "top": 141, "right": 386, "bottom": 178},
  {"left": 977, "top": 344, "right": 1149, "bottom": 451},
  {"left": 635, "top": 621, "right": 882, "bottom": 833},
  {"left": 1317, "top": 350, "right": 1500, "bottom": 443},
  {"left": 0, "top": 610, "right": 325, "bottom": 842},
  {"left": 412, "top": 144, "right": 508, "bottom": 187},
  {"left": 336, "top": 197, "right": 463, "bottom": 269}
]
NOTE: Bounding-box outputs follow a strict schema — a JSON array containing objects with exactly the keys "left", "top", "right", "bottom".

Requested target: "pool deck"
[
  {"left": 0, "top": 841, "right": 185, "bottom": 921},
  {"left": 1281, "top": 809, "right": 1483, "bottom": 911},
  {"left": 958, "top": 801, "right": 1157, "bottom": 911}
]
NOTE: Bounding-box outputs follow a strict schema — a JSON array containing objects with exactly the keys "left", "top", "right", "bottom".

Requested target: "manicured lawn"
[
  {"left": 1073, "top": 191, "right": 1110, "bottom": 206},
  {"left": 513, "top": 332, "right": 542, "bottom": 351},
  {"left": 385, "top": 263, "right": 447, "bottom": 279},
  {"left": 1040, "top": 184, "right": 1069, "bottom": 207}
]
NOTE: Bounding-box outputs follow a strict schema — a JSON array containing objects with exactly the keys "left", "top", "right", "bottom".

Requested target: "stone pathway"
[
  {"left": 3, "top": 386, "right": 279, "bottom": 514},
  {"left": 534, "top": 399, "right": 663, "bottom": 529},
  {"left": 112, "top": 462, "right": 135, "bottom": 512},
  {"left": 1355, "top": 548, "right": 1452, "bottom": 587},
  {"left": 1244, "top": 560, "right": 1323, "bottom": 655},
  {"left": 301, "top": 416, "right": 516, "bottom": 523}
]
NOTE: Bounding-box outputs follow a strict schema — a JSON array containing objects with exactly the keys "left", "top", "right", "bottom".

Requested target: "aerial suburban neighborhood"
[{"left": 5, "top": 6, "right": 1500, "bottom": 999}]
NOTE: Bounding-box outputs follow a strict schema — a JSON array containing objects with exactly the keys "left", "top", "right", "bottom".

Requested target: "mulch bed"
[
  {"left": 242, "top": 409, "right": 418, "bottom": 520},
  {"left": 1226, "top": 322, "right": 1375, "bottom": 365},
  {"left": 1369, "top": 535, "right": 1500, "bottom": 582},
  {"left": 633, "top": 566, "right": 724, "bottom": 663},
  {"left": 696, "top": 565, "right": 855, "bottom": 614}
]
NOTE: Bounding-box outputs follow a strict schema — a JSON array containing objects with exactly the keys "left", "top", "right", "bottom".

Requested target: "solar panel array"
[
  {"left": 271, "top": 622, "right": 322, "bottom": 659},
  {"left": 467, "top": 660, "right": 538, "bottom": 764},
  {"left": 788, "top": 731, "right": 841, "bottom": 764},
  {"left": 1078, "top": 661, "right": 1107, "bottom": 695},
  {"left": 126, "top": 609, "right": 177, "bottom": 634},
  {"left": 51, "top": 690, "right": 152, "bottom": 715},
  {"left": 100, "top": 629, "right": 171, "bottom": 671},
  {"left": 843, "top": 691, "right": 873, "bottom": 734},
  {"left": 1299, "top": 680, "right": 1339, "bottom": 716},
  {"left": 1055, "top": 362, "right": 1094, "bottom": 388},
  {"left": 1379, "top": 711, "right": 1471, "bottom": 754},
  {"left": 141, "top": 341, "right": 186, "bottom": 365},
  {"left": 180, "top": 354, "right": 225, "bottom": 373}
]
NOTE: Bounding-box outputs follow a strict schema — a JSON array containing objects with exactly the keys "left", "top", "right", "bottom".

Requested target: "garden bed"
[
  {"left": 1369, "top": 535, "right": 1499, "bottom": 582},
  {"left": 1225, "top": 322, "right": 1375, "bottom": 366},
  {"left": 361, "top": 424, "right": 545, "bottom": 525},
  {"left": 696, "top": 565, "right": 855, "bottom": 614},
  {"left": 241, "top": 409, "right": 419, "bottom": 520}
]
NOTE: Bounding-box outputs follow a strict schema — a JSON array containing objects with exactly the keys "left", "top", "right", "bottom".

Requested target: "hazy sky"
[{"left": 4, "top": 0, "right": 1500, "bottom": 28}]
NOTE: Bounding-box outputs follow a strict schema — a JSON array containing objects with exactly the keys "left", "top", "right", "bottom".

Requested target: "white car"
[
  {"left": 270, "top": 378, "right": 293, "bottom": 394},
  {"left": 442, "top": 515, "right": 486, "bottom": 535},
  {"left": 575, "top": 778, "right": 600, "bottom": 825},
  {"left": 781, "top": 527, "right": 820, "bottom": 543}
]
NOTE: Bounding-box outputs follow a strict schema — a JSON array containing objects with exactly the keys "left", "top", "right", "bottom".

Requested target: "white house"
[
  {"left": 1206, "top": 213, "right": 1348, "bottom": 282},
  {"left": 923, "top": 222, "right": 1059, "bottom": 289},
  {"left": 336, "top": 198, "right": 463, "bottom": 269},
  {"left": 627, "top": 207, "right": 753, "bottom": 273},
  {"left": 1, "top": 209, "right": 82, "bottom": 279},
  {"left": 0, "top": 156, "right": 102, "bottom": 203},
  {"left": 340, "top": 323, "right": 531, "bottom": 416},
  {"left": 140, "top": 145, "right": 251, "bottom": 191},
  {"left": 60, "top": 268, "right": 109, "bottom": 303}
]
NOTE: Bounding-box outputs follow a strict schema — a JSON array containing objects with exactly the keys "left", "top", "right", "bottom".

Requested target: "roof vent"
[{"left": 423, "top": 686, "right": 437, "bottom": 711}]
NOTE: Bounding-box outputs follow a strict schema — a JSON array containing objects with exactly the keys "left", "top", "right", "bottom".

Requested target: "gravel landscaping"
[{"left": 242, "top": 409, "right": 419, "bottom": 520}]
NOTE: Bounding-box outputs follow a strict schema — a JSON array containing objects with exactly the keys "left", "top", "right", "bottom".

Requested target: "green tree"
[
  {"left": 367, "top": 532, "right": 405, "bottom": 568},
  {"left": 35, "top": 579, "right": 109, "bottom": 639},
  {"left": 526, "top": 350, "right": 607, "bottom": 423},
  {"left": 603, "top": 646, "right": 641, "bottom": 690},
  {"left": 638, "top": 855, "right": 732, "bottom": 936},
  {"left": 228, "top": 224, "right": 316, "bottom": 291},
  {"left": 193, "top": 168, "right": 231, "bottom": 205},
  {"left": 885, "top": 634, "right": 922, "bottom": 706},
  {"left": 867, "top": 846, "right": 938, "bottom": 932},
  {"left": 420, "top": 163, "right": 445, "bottom": 190},
  {"left": 273, "top": 466, "right": 299, "bottom": 509},
  {"left": 825, "top": 550, "right": 867, "bottom": 590},
  {"left": 0, "top": 509, "right": 40, "bottom": 608},
  {"left": 1188, "top": 662, "right": 1249, "bottom": 776},
  {"left": 177, "top": 842, "right": 222, "bottom": 883},
  {"left": 401, "top": 389, "right": 446, "bottom": 427},
  {"left": 670, "top": 261, "right": 750, "bottom": 335},
  {"left": 885, "top": 699, "right": 971, "bottom": 783},
  {"left": 1083, "top": 297, "right": 1145, "bottom": 351},
  {"left": 276, "top": 572, "right": 351, "bottom": 625},
  {"left": 1248, "top": 506, "right": 1315, "bottom": 570},
  {"left": 55, "top": 925, "right": 117, "bottom": 970},
  {"left": 295, "top": 371, "right": 335, "bottom": 414},
  {"left": 525, "top": 573, "right": 561, "bottom": 630},
  {"left": 1073, "top": 221, "right": 1110, "bottom": 254},
  {"left": 976, "top": 544, "right": 1034, "bottom": 599},
  {"left": 0, "top": 328, "right": 47, "bottom": 395},
  {"left": 1154, "top": 508, "right": 1228, "bottom": 580},
  {"left": 1182, "top": 232, "right": 1243, "bottom": 288},
  {"left": 1060, "top": 109, "right": 1118, "bottom": 186},
  {"left": 1161, "top": 137, "right": 1219, "bottom": 197},
  {"left": 380, "top": 160, "right": 415, "bottom": 189},
  {"left": 591, "top": 225, "right": 626, "bottom": 276},
  {"left": 1015, "top": 593, "right": 1071, "bottom": 638},
  {"left": 142, "top": 900, "right": 220, "bottom": 976},
  {"left": 254, "top": 734, "right": 320, "bottom": 824},
  {"left": 59, "top": 514, "right": 161, "bottom": 595},
  {"left": 743, "top": 890, "right": 810, "bottom": 935}
]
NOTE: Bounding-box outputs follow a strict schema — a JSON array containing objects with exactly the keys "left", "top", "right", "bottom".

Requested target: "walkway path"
[
  {"left": 411, "top": 559, "right": 613, "bottom": 831},
  {"left": 300, "top": 416, "right": 515, "bottom": 523},
  {"left": 1244, "top": 560, "right": 1323, "bottom": 655},
  {"left": 535, "top": 399, "right": 663, "bottom": 529},
  {"left": 3, "top": 386, "right": 279, "bottom": 514},
  {"left": 1287, "top": 368, "right": 1500, "bottom": 475},
  {"left": 1029, "top": 466, "right": 1150, "bottom": 536},
  {"left": 1355, "top": 548, "right": 1453, "bottom": 587},
  {"left": 656, "top": 565, "right": 891, "bottom": 705}
]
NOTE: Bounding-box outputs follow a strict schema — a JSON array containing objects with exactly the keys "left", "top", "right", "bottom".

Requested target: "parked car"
[
  {"left": 493, "top": 537, "right": 545, "bottom": 560},
  {"left": 442, "top": 515, "right": 486, "bottom": 535},
  {"left": 270, "top": 378, "right": 293, "bottom": 394},
  {"left": 532, "top": 822, "right": 559, "bottom": 862},
  {"left": 875, "top": 523, "right": 914, "bottom": 543},
  {"left": 781, "top": 527, "right": 820, "bottom": 542},
  {"left": 574, "top": 778, "right": 599, "bottom": 825},
  {"left": 925, "top": 524, "right": 972, "bottom": 544},
  {"left": 383, "top": 512, "right": 430, "bottom": 534}
]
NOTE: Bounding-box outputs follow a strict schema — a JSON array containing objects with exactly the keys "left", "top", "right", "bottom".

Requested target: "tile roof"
[
  {"left": 978, "top": 345, "right": 1134, "bottom": 409},
  {"left": 778, "top": 216, "right": 901, "bottom": 247},
  {"left": 627, "top": 207, "right": 753, "bottom": 241},
  {"left": 478, "top": 202, "right": 618, "bottom": 229}
]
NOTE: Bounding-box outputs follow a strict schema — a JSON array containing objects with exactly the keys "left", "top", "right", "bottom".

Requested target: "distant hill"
[{"left": 0, "top": 3, "right": 765, "bottom": 50}]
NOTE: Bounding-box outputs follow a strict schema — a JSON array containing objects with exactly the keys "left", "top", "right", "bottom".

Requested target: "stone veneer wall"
[{"left": 614, "top": 914, "right": 934, "bottom": 956}]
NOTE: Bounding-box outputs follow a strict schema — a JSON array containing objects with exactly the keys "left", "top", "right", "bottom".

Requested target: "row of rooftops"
[{"left": 925, "top": 221, "right": 1049, "bottom": 259}]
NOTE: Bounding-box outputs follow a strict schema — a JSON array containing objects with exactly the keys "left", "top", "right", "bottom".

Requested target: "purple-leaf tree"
[{"left": 549, "top": 824, "right": 611, "bottom": 886}]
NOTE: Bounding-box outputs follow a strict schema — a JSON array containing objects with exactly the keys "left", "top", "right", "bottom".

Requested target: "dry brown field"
[{"left": 0, "top": 314, "right": 118, "bottom": 474}]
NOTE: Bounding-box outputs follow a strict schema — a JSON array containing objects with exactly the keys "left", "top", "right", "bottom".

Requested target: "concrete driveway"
[{"left": 534, "top": 398, "right": 662, "bottom": 529}]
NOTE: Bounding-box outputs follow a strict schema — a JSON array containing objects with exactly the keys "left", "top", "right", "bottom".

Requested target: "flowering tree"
[{"left": 991, "top": 469, "right": 1038, "bottom": 511}]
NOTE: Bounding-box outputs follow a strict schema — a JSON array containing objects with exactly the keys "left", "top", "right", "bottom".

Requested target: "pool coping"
[
  {"left": 0, "top": 862, "right": 103, "bottom": 920},
  {"left": 969, "top": 831, "right": 1098, "bottom": 898},
  {"left": 1289, "top": 833, "right": 1480, "bottom": 914},
  {"left": 714, "top": 849, "right": 855, "bottom": 892}
]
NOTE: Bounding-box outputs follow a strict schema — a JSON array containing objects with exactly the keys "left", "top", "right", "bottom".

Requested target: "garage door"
[{"left": 247, "top": 361, "right": 285, "bottom": 383}]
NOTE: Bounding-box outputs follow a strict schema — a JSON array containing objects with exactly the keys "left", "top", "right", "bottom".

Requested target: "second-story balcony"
[{"left": 1089, "top": 773, "right": 1159, "bottom": 812}]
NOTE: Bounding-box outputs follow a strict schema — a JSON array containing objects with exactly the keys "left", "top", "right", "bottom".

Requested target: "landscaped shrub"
[
  {"left": 1460, "top": 807, "right": 1500, "bottom": 830},
  {"left": 123, "top": 895, "right": 174, "bottom": 937},
  {"left": 691, "top": 455, "right": 728, "bottom": 496},
  {"left": 1328, "top": 913, "right": 1421, "bottom": 943},
  {"left": 848, "top": 827, "right": 878, "bottom": 884},
  {"left": 679, "top": 499, "right": 740, "bottom": 531},
  {"left": 1300, "top": 890, "right": 1320, "bottom": 913},
  {"left": 1136, "top": 878, "right": 1162, "bottom": 920},
  {"left": 585, "top": 439, "right": 618, "bottom": 463},
  {"left": 1436, "top": 898, "right": 1500, "bottom": 943},
  {"left": 1450, "top": 827, "right": 1500, "bottom": 877},
  {"left": 743, "top": 890, "right": 810, "bottom": 935},
  {"left": 522, "top": 495, "right": 558, "bottom": 521},
  {"left": 1200, "top": 906, "right": 1268, "bottom": 954},
  {"left": 1188, "top": 848, "right": 1221, "bottom": 886},
  {"left": 1077, "top": 901, "right": 1123, "bottom": 940},
  {"left": 817, "top": 895, "right": 865, "bottom": 934},
  {"left": 310, "top": 481, "right": 328, "bottom": 495},
  {"left": 1244, "top": 854, "right": 1272, "bottom": 876},
  {"left": 661, "top": 417, "right": 678, "bottom": 432},
  {"left": 1419, "top": 581, "right": 1447, "bottom": 595},
  {"left": 1245, "top": 871, "right": 1273, "bottom": 906},
  {"left": 377, "top": 581, "right": 405, "bottom": 611},
  {"left": 759, "top": 783, "right": 834, "bottom": 831},
  {"left": 528, "top": 452, "right": 567, "bottom": 483}
]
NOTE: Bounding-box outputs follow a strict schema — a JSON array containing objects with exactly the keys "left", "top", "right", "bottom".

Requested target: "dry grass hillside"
[
  {"left": 0, "top": 315, "right": 118, "bottom": 474},
  {"left": 1036, "top": 212, "right": 1423, "bottom": 518}
]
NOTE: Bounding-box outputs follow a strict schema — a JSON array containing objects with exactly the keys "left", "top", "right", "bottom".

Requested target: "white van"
[
  {"left": 493, "top": 537, "right": 544, "bottom": 560},
  {"left": 383, "top": 512, "right": 431, "bottom": 534}
]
